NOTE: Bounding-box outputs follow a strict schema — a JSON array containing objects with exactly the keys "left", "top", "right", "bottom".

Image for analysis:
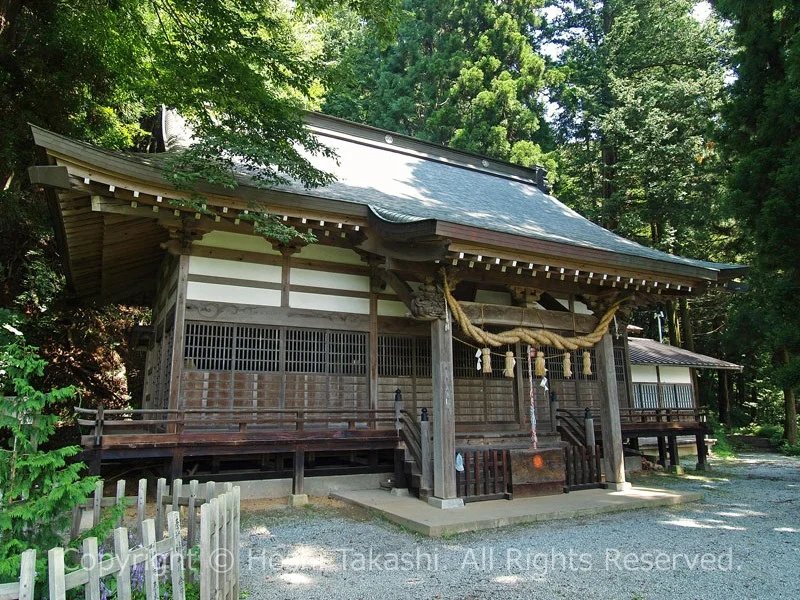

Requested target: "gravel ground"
[{"left": 238, "top": 452, "right": 800, "bottom": 600}]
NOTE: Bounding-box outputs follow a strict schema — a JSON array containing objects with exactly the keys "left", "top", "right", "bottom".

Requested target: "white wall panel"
[
  {"left": 290, "top": 268, "right": 369, "bottom": 292},
  {"left": 190, "top": 256, "right": 281, "bottom": 283},
  {"left": 631, "top": 365, "right": 658, "bottom": 383},
  {"left": 630, "top": 365, "right": 691, "bottom": 384},
  {"left": 289, "top": 292, "right": 369, "bottom": 314},
  {"left": 659, "top": 366, "right": 692, "bottom": 384},
  {"left": 377, "top": 300, "right": 409, "bottom": 317},
  {"left": 187, "top": 281, "right": 281, "bottom": 306}
]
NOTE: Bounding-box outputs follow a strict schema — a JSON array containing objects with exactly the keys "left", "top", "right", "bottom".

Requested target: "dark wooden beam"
[{"left": 377, "top": 268, "right": 414, "bottom": 310}]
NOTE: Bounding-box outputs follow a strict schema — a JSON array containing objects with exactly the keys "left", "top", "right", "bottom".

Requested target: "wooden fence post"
[
  {"left": 92, "top": 479, "right": 103, "bottom": 527},
  {"left": 232, "top": 487, "right": 241, "bottom": 600},
  {"left": 83, "top": 537, "right": 100, "bottom": 600},
  {"left": 114, "top": 527, "right": 132, "bottom": 600},
  {"left": 48, "top": 547, "right": 66, "bottom": 600},
  {"left": 155, "top": 478, "right": 167, "bottom": 540},
  {"left": 142, "top": 518, "right": 159, "bottom": 600},
  {"left": 200, "top": 502, "right": 211, "bottom": 600},
  {"left": 173, "top": 478, "right": 183, "bottom": 515},
  {"left": 116, "top": 479, "right": 126, "bottom": 527},
  {"left": 187, "top": 479, "right": 198, "bottom": 551},
  {"left": 205, "top": 481, "right": 216, "bottom": 503},
  {"left": 18, "top": 549, "right": 36, "bottom": 600},
  {"left": 137, "top": 478, "right": 147, "bottom": 541},
  {"left": 168, "top": 511, "right": 186, "bottom": 600}
]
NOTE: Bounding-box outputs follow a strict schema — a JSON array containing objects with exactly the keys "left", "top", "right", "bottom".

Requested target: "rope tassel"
[
  {"left": 534, "top": 350, "right": 546, "bottom": 377},
  {"left": 481, "top": 347, "right": 492, "bottom": 374},
  {"left": 582, "top": 350, "right": 592, "bottom": 376},
  {"left": 563, "top": 352, "right": 572, "bottom": 378},
  {"left": 504, "top": 351, "right": 516, "bottom": 378}
]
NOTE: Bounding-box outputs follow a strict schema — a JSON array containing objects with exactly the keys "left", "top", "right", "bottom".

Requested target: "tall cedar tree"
[
  {"left": 324, "top": 0, "right": 554, "bottom": 170},
  {"left": 714, "top": 0, "right": 800, "bottom": 444},
  {"left": 546, "top": 0, "right": 738, "bottom": 354}
]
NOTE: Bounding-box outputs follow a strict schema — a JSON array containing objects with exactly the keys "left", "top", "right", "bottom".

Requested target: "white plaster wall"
[
  {"left": 290, "top": 268, "right": 369, "bottom": 292},
  {"left": 631, "top": 364, "right": 692, "bottom": 384},
  {"left": 377, "top": 300, "right": 409, "bottom": 317},
  {"left": 631, "top": 365, "right": 659, "bottom": 383},
  {"left": 186, "top": 282, "right": 281, "bottom": 306},
  {"left": 659, "top": 366, "right": 692, "bottom": 384},
  {"left": 189, "top": 256, "right": 281, "bottom": 283},
  {"left": 194, "top": 230, "right": 281, "bottom": 255},
  {"left": 289, "top": 292, "right": 369, "bottom": 314}
]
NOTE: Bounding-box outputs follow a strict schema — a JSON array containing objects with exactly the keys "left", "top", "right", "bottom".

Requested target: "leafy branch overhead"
[{"left": 1, "top": 0, "right": 399, "bottom": 246}]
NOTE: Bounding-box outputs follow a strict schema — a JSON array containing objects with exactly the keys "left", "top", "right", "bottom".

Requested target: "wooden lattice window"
[
  {"left": 378, "top": 335, "right": 413, "bottom": 377},
  {"left": 378, "top": 335, "right": 431, "bottom": 378},
  {"left": 284, "top": 329, "right": 367, "bottom": 375},
  {"left": 184, "top": 323, "right": 234, "bottom": 371},
  {"left": 285, "top": 329, "right": 326, "bottom": 373},
  {"left": 329, "top": 331, "right": 367, "bottom": 375},
  {"left": 234, "top": 326, "right": 280, "bottom": 372}
]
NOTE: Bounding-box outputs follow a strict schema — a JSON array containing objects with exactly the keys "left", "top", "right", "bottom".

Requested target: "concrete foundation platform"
[{"left": 332, "top": 486, "right": 702, "bottom": 537}]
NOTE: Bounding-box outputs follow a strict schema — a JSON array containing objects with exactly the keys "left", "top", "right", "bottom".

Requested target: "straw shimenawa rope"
[{"left": 442, "top": 271, "right": 628, "bottom": 351}]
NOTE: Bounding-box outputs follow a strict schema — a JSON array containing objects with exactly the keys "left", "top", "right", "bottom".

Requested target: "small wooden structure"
[
  {"left": 29, "top": 112, "right": 744, "bottom": 506},
  {"left": 626, "top": 336, "right": 743, "bottom": 470}
]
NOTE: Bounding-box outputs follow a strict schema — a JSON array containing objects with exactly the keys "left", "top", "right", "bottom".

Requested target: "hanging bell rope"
[
  {"left": 441, "top": 270, "right": 628, "bottom": 351},
  {"left": 503, "top": 351, "right": 516, "bottom": 378},
  {"left": 481, "top": 347, "right": 492, "bottom": 374},
  {"left": 582, "top": 350, "right": 592, "bottom": 376},
  {"left": 563, "top": 352, "right": 572, "bottom": 379}
]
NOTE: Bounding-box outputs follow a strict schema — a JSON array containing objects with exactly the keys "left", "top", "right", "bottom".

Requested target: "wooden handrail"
[{"left": 75, "top": 406, "right": 401, "bottom": 443}]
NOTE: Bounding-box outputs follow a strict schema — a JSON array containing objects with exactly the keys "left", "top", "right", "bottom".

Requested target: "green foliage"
[
  {"left": 709, "top": 423, "right": 736, "bottom": 459},
  {"left": 776, "top": 441, "right": 800, "bottom": 457},
  {"left": 323, "top": 0, "right": 555, "bottom": 171},
  {"left": 547, "top": 0, "right": 733, "bottom": 259},
  {"left": 0, "top": 324, "right": 97, "bottom": 586},
  {"left": 715, "top": 0, "right": 800, "bottom": 443}
]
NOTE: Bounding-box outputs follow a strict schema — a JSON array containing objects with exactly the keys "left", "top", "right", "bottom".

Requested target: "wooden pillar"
[
  {"left": 596, "top": 333, "right": 629, "bottom": 489},
  {"left": 695, "top": 433, "right": 708, "bottom": 471},
  {"left": 621, "top": 332, "right": 636, "bottom": 409},
  {"left": 167, "top": 254, "right": 189, "bottom": 431},
  {"left": 656, "top": 365, "right": 664, "bottom": 409},
  {"left": 170, "top": 449, "right": 184, "bottom": 482},
  {"left": 657, "top": 437, "right": 667, "bottom": 467},
  {"left": 667, "top": 435, "right": 683, "bottom": 473},
  {"left": 430, "top": 317, "right": 462, "bottom": 507},
  {"left": 292, "top": 449, "right": 304, "bottom": 495},
  {"left": 369, "top": 292, "right": 379, "bottom": 423}
]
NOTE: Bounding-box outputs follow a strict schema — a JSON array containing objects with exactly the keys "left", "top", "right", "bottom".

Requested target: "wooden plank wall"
[{"left": 142, "top": 253, "right": 180, "bottom": 410}]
